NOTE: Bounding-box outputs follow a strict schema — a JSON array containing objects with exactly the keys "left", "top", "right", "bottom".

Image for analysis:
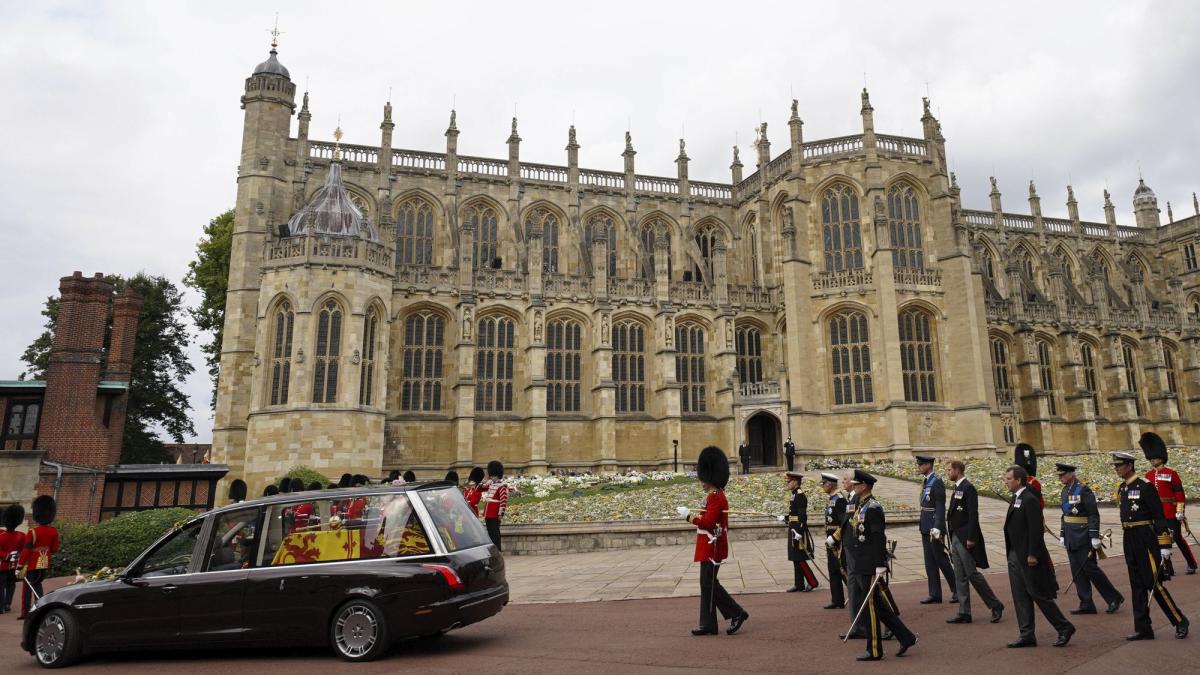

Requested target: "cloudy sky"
[{"left": 1, "top": 1, "right": 1197, "bottom": 443}]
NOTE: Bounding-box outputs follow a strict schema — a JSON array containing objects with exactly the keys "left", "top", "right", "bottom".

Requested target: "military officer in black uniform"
[
  {"left": 1055, "top": 462, "right": 1123, "bottom": 615},
  {"left": 820, "top": 472, "right": 847, "bottom": 609},
  {"left": 779, "top": 472, "right": 818, "bottom": 591},
  {"left": 738, "top": 442, "right": 751, "bottom": 475},
  {"left": 784, "top": 438, "right": 797, "bottom": 472},
  {"left": 1112, "top": 452, "right": 1190, "bottom": 640},
  {"left": 837, "top": 470, "right": 918, "bottom": 661},
  {"left": 916, "top": 455, "right": 958, "bottom": 604}
]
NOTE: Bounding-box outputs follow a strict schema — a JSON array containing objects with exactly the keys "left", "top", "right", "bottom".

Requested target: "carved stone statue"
[
  {"left": 791, "top": 98, "right": 799, "bottom": 118},
  {"left": 462, "top": 308, "right": 472, "bottom": 340},
  {"left": 601, "top": 313, "right": 610, "bottom": 344},
  {"left": 534, "top": 310, "right": 543, "bottom": 342},
  {"left": 990, "top": 176, "right": 999, "bottom": 193},
  {"left": 664, "top": 316, "right": 674, "bottom": 347}
]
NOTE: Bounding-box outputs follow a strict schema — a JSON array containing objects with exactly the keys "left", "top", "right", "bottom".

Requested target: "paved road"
[{"left": 2, "top": 555, "right": 1194, "bottom": 673}]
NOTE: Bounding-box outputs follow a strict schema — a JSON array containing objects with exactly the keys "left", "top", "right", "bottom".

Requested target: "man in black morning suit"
[
  {"left": 916, "top": 455, "right": 957, "bottom": 604},
  {"left": 944, "top": 459, "right": 1004, "bottom": 624},
  {"left": 1055, "top": 462, "right": 1123, "bottom": 615},
  {"left": 1003, "top": 465, "right": 1074, "bottom": 648}
]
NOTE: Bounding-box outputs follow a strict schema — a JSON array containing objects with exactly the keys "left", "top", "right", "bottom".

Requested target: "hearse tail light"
[{"left": 421, "top": 564, "right": 465, "bottom": 590}]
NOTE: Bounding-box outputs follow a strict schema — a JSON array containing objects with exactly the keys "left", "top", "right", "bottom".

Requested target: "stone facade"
[{"left": 212, "top": 46, "right": 1200, "bottom": 496}]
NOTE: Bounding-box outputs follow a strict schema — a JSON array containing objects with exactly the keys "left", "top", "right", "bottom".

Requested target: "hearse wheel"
[
  {"left": 330, "top": 598, "right": 390, "bottom": 662},
  {"left": 35, "top": 609, "right": 83, "bottom": 668}
]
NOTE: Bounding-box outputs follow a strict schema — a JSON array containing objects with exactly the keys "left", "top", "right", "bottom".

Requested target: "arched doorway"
[{"left": 746, "top": 412, "right": 780, "bottom": 467}]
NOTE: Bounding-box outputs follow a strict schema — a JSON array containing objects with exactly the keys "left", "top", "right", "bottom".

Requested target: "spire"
[
  {"left": 788, "top": 99, "right": 804, "bottom": 154},
  {"left": 1066, "top": 185, "right": 1079, "bottom": 222},
  {"left": 1103, "top": 188, "right": 1116, "bottom": 226},
  {"left": 730, "top": 144, "right": 743, "bottom": 184},
  {"left": 1194, "top": 192, "right": 1199, "bottom": 216},
  {"left": 755, "top": 122, "right": 770, "bottom": 168},
  {"left": 252, "top": 16, "right": 290, "bottom": 79},
  {"left": 297, "top": 90, "right": 311, "bottom": 138},
  {"left": 1168, "top": 201, "right": 1174, "bottom": 223},
  {"left": 989, "top": 176, "right": 1002, "bottom": 212},
  {"left": 507, "top": 116, "right": 520, "bottom": 144}
]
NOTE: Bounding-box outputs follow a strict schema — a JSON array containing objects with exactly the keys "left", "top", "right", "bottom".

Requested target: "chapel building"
[{"left": 212, "top": 44, "right": 1200, "bottom": 493}]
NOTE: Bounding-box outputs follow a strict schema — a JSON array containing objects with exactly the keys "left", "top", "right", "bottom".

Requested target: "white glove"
[
  {"left": 792, "top": 530, "right": 803, "bottom": 541},
  {"left": 875, "top": 567, "right": 888, "bottom": 579},
  {"left": 825, "top": 535, "right": 835, "bottom": 548},
  {"left": 776, "top": 515, "right": 787, "bottom": 523},
  {"left": 1161, "top": 548, "right": 1172, "bottom": 559},
  {"left": 1091, "top": 538, "right": 1102, "bottom": 550},
  {"left": 930, "top": 528, "right": 941, "bottom": 540},
  {"left": 1059, "top": 537, "right": 1066, "bottom": 548},
  {"left": 676, "top": 506, "right": 690, "bottom": 520}
]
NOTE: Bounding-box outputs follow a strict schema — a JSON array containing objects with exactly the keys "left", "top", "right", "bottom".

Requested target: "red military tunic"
[
  {"left": 691, "top": 490, "right": 729, "bottom": 563},
  {"left": 1146, "top": 466, "right": 1187, "bottom": 520},
  {"left": 19, "top": 525, "right": 59, "bottom": 571},
  {"left": 1027, "top": 477, "right": 1046, "bottom": 508},
  {"left": 482, "top": 483, "right": 509, "bottom": 519},
  {"left": 464, "top": 485, "right": 483, "bottom": 515},
  {"left": 0, "top": 528, "right": 25, "bottom": 572}
]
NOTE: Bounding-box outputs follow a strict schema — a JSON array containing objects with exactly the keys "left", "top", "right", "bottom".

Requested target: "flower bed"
[
  {"left": 504, "top": 472, "right": 906, "bottom": 524},
  {"left": 815, "top": 449, "right": 1200, "bottom": 506}
]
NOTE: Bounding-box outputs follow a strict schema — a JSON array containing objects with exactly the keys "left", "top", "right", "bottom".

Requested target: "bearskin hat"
[
  {"left": 31, "top": 495, "right": 56, "bottom": 526},
  {"left": 307, "top": 481, "right": 322, "bottom": 491},
  {"left": 1014, "top": 443, "right": 1037, "bottom": 477},
  {"left": 468, "top": 467, "right": 485, "bottom": 484},
  {"left": 279, "top": 477, "right": 293, "bottom": 494},
  {"left": 289, "top": 477, "right": 305, "bottom": 493},
  {"left": 696, "top": 446, "right": 730, "bottom": 489},
  {"left": 3, "top": 504, "right": 25, "bottom": 531},
  {"left": 403, "top": 470, "right": 417, "bottom": 482},
  {"left": 387, "top": 470, "right": 401, "bottom": 482},
  {"left": 444, "top": 470, "right": 460, "bottom": 485},
  {"left": 228, "top": 479, "right": 247, "bottom": 503},
  {"left": 339, "top": 473, "right": 353, "bottom": 488},
  {"left": 263, "top": 484, "right": 280, "bottom": 497},
  {"left": 326, "top": 483, "right": 338, "bottom": 490},
  {"left": 1139, "top": 432, "right": 1168, "bottom": 463},
  {"left": 487, "top": 460, "right": 505, "bottom": 479},
  {"left": 353, "top": 474, "right": 369, "bottom": 487}
]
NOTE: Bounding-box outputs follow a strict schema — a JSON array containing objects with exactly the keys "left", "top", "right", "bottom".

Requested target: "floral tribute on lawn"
[
  {"left": 502, "top": 471, "right": 907, "bottom": 525},
  {"left": 813, "top": 449, "right": 1199, "bottom": 506}
]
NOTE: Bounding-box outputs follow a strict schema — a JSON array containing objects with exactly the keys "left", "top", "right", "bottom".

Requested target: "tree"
[
  {"left": 184, "top": 209, "right": 233, "bottom": 408},
  {"left": 21, "top": 273, "right": 196, "bottom": 464}
]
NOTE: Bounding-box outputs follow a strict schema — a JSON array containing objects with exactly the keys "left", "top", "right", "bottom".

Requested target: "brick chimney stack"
[
  {"left": 105, "top": 287, "right": 142, "bottom": 384},
  {"left": 42, "top": 272, "right": 111, "bottom": 433}
]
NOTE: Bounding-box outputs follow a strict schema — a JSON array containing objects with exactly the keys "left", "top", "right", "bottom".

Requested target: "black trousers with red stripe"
[{"left": 793, "top": 560, "right": 818, "bottom": 589}]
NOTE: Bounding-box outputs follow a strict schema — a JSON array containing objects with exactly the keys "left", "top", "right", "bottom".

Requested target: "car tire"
[
  {"left": 34, "top": 609, "right": 83, "bottom": 669},
  {"left": 330, "top": 598, "right": 390, "bottom": 662}
]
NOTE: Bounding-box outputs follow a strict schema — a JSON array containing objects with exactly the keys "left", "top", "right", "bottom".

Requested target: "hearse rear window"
[
  {"left": 259, "top": 493, "right": 432, "bottom": 567},
  {"left": 418, "top": 487, "right": 493, "bottom": 552}
]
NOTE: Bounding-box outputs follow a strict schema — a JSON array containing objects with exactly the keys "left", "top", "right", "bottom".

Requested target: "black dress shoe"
[
  {"left": 823, "top": 602, "right": 845, "bottom": 610},
  {"left": 896, "top": 636, "right": 918, "bottom": 657},
  {"left": 1007, "top": 638, "right": 1037, "bottom": 648},
  {"left": 991, "top": 605, "right": 1004, "bottom": 623},
  {"left": 1177, "top": 622, "right": 1190, "bottom": 639},
  {"left": 855, "top": 653, "right": 882, "bottom": 661},
  {"left": 691, "top": 627, "right": 718, "bottom": 636},
  {"left": 1188, "top": 567, "right": 1197, "bottom": 576},
  {"left": 800, "top": 584, "right": 816, "bottom": 592},
  {"left": 882, "top": 630, "right": 894, "bottom": 641},
  {"left": 786, "top": 586, "right": 801, "bottom": 592},
  {"left": 919, "top": 597, "right": 942, "bottom": 604},
  {"left": 1069, "top": 607, "right": 1098, "bottom": 615},
  {"left": 727, "top": 612, "right": 749, "bottom": 635},
  {"left": 1125, "top": 631, "right": 1154, "bottom": 641},
  {"left": 946, "top": 615, "right": 972, "bottom": 624},
  {"left": 1053, "top": 625, "right": 1075, "bottom": 647},
  {"left": 1106, "top": 597, "right": 1124, "bottom": 614}
]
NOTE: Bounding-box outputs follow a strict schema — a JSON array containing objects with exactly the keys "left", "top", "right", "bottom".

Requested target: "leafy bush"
[
  {"left": 275, "top": 465, "right": 333, "bottom": 489},
  {"left": 51, "top": 507, "right": 197, "bottom": 577}
]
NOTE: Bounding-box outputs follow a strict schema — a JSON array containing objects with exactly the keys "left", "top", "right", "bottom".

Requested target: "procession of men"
[{"left": 678, "top": 431, "right": 1193, "bottom": 662}]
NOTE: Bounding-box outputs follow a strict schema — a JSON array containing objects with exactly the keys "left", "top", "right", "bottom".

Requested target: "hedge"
[
  {"left": 275, "top": 465, "right": 334, "bottom": 490},
  {"left": 51, "top": 507, "right": 197, "bottom": 578}
]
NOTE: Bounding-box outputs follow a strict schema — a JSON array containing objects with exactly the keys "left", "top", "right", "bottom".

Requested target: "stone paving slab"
[{"left": 505, "top": 474, "right": 1129, "bottom": 604}]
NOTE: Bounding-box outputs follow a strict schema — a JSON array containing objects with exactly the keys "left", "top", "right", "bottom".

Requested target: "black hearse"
[{"left": 22, "top": 482, "right": 507, "bottom": 667}]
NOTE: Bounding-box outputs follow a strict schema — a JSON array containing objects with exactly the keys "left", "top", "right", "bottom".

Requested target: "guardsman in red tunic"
[
  {"left": 678, "top": 446, "right": 748, "bottom": 636},
  {"left": 464, "top": 467, "right": 485, "bottom": 516},
  {"left": 18, "top": 496, "right": 58, "bottom": 620},
  {"left": 0, "top": 504, "right": 26, "bottom": 614},
  {"left": 1015, "top": 443, "right": 1045, "bottom": 507},
  {"left": 481, "top": 461, "right": 509, "bottom": 551},
  {"left": 1140, "top": 432, "right": 1197, "bottom": 575}
]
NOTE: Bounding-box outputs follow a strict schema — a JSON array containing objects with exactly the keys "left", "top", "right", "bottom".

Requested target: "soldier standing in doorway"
[
  {"left": 738, "top": 441, "right": 751, "bottom": 475},
  {"left": 784, "top": 437, "right": 797, "bottom": 472}
]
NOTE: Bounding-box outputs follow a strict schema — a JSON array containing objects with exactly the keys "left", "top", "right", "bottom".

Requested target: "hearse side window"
[
  {"left": 418, "top": 487, "right": 493, "bottom": 552},
  {"left": 204, "top": 507, "right": 262, "bottom": 572},
  {"left": 138, "top": 521, "right": 202, "bottom": 577},
  {"left": 261, "top": 493, "right": 432, "bottom": 567}
]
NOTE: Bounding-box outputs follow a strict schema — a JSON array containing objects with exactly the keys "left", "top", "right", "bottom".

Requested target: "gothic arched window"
[
  {"left": 1122, "top": 342, "right": 1142, "bottom": 417},
  {"left": 396, "top": 198, "right": 435, "bottom": 266},
  {"left": 613, "top": 320, "right": 646, "bottom": 413},
  {"left": 269, "top": 300, "right": 295, "bottom": 406},
  {"left": 400, "top": 312, "right": 444, "bottom": 411},
  {"left": 676, "top": 323, "right": 706, "bottom": 414},
  {"left": 1081, "top": 340, "right": 1101, "bottom": 415},
  {"left": 476, "top": 316, "right": 515, "bottom": 412},
  {"left": 546, "top": 318, "right": 582, "bottom": 413},
  {"left": 735, "top": 325, "right": 763, "bottom": 385},
  {"left": 1036, "top": 339, "right": 1057, "bottom": 416},
  {"left": 990, "top": 337, "right": 1012, "bottom": 409},
  {"left": 358, "top": 307, "right": 380, "bottom": 406},
  {"left": 526, "top": 208, "right": 560, "bottom": 273},
  {"left": 981, "top": 250, "right": 996, "bottom": 282},
  {"left": 694, "top": 222, "right": 720, "bottom": 283},
  {"left": 830, "top": 310, "right": 872, "bottom": 405},
  {"left": 312, "top": 298, "right": 344, "bottom": 404},
  {"left": 466, "top": 202, "right": 500, "bottom": 270},
  {"left": 583, "top": 213, "right": 618, "bottom": 277},
  {"left": 887, "top": 184, "right": 924, "bottom": 270},
  {"left": 1164, "top": 343, "right": 1180, "bottom": 397},
  {"left": 748, "top": 224, "right": 762, "bottom": 286},
  {"left": 821, "top": 184, "right": 863, "bottom": 273},
  {"left": 638, "top": 220, "right": 672, "bottom": 280},
  {"left": 899, "top": 309, "right": 937, "bottom": 402}
]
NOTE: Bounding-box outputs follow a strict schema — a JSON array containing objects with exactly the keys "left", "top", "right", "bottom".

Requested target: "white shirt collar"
[
  {"left": 1014, "top": 486, "right": 1026, "bottom": 499},
  {"left": 955, "top": 477, "right": 966, "bottom": 487}
]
